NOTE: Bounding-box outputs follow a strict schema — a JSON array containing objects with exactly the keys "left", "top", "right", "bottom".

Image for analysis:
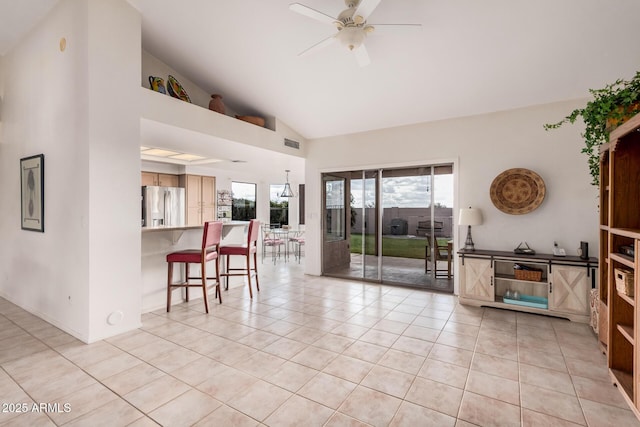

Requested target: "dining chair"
[
  {"left": 288, "top": 230, "right": 305, "bottom": 263},
  {"left": 166, "top": 221, "right": 223, "bottom": 313},
  {"left": 425, "top": 237, "right": 453, "bottom": 279},
  {"left": 261, "top": 225, "right": 285, "bottom": 263},
  {"left": 219, "top": 219, "right": 261, "bottom": 298}
]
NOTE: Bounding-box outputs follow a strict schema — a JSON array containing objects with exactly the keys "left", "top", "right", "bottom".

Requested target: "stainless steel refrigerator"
[{"left": 142, "top": 186, "right": 185, "bottom": 227}]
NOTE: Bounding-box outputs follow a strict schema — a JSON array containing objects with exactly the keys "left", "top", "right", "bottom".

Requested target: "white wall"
[
  {"left": 0, "top": 0, "right": 142, "bottom": 342},
  {"left": 304, "top": 100, "right": 599, "bottom": 291},
  {"left": 86, "top": 0, "right": 142, "bottom": 342}
]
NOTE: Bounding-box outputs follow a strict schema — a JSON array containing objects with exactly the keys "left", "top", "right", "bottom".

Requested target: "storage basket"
[
  {"left": 514, "top": 268, "right": 542, "bottom": 282},
  {"left": 615, "top": 268, "right": 634, "bottom": 297}
]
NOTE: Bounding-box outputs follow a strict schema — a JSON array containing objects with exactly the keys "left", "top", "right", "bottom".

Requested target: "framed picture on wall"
[{"left": 20, "top": 154, "right": 44, "bottom": 232}]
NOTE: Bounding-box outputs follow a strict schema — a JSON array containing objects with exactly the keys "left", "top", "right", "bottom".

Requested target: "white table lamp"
[{"left": 459, "top": 207, "right": 483, "bottom": 251}]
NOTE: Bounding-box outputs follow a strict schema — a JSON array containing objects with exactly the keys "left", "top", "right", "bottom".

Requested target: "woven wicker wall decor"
[{"left": 489, "top": 168, "right": 546, "bottom": 215}]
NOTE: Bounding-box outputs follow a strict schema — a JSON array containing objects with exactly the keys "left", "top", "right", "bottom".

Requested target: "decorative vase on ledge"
[
  {"left": 209, "top": 94, "right": 226, "bottom": 114},
  {"left": 148, "top": 76, "right": 166, "bottom": 94}
]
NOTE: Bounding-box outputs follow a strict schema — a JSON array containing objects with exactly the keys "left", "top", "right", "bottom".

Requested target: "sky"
[
  {"left": 234, "top": 174, "right": 455, "bottom": 207},
  {"left": 270, "top": 184, "right": 286, "bottom": 202},
  {"left": 231, "top": 182, "right": 256, "bottom": 201},
  {"left": 351, "top": 175, "right": 453, "bottom": 208}
]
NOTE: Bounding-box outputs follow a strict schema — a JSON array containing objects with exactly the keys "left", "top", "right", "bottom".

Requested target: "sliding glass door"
[{"left": 322, "top": 164, "right": 454, "bottom": 292}]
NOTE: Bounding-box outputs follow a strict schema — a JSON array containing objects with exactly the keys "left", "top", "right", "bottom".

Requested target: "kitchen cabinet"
[
  {"left": 141, "top": 172, "right": 179, "bottom": 187},
  {"left": 181, "top": 174, "right": 216, "bottom": 226}
]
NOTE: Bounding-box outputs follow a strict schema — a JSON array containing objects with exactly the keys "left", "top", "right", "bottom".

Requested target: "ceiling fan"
[{"left": 290, "top": 0, "right": 421, "bottom": 67}]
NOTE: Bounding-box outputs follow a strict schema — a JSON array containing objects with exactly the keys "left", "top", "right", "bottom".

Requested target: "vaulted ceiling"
[{"left": 4, "top": 0, "right": 640, "bottom": 140}]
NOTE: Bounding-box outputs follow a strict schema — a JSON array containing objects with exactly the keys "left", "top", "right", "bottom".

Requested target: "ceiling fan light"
[{"left": 337, "top": 27, "right": 365, "bottom": 50}]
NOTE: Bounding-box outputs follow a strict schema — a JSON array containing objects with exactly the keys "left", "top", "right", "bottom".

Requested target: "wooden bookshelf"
[{"left": 604, "top": 112, "right": 640, "bottom": 417}]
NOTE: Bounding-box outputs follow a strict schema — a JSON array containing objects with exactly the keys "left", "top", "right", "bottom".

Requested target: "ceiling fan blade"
[
  {"left": 353, "top": 0, "right": 382, "bottom": 21},
  {"left": 298, "top": 35, "right": 336, "bottom": 57},
  {"left": 368, "top": 23, "right": 422, "bottom": 34},
  {"left": 354, "top": 44, "right": 371, "bottom": 67},
  {"left": 289, "top": 3, "right": 337, "bottom": 26}
]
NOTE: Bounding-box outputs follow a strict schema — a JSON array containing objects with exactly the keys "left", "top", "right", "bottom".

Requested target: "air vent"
[{"left": 284, "top": 138, "right": 300, "bottom": 149}]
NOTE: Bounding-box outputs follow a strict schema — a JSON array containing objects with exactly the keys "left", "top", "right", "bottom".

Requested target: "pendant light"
[{"left": 281, "top": 170, "right": 294, "bottom": 198}]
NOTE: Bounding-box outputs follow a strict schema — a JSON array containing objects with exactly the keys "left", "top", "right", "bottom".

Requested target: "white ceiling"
[{"left": 3, "top": 0, "right": 640, "bottom": 141}]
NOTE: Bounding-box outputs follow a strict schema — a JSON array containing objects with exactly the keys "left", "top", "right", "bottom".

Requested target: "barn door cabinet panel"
[
  {"left": 550, "top": 265, "right": 590, "bottom": 315},
  {"left": 460, "top": 257, "right": 493, "bottom": 302}
]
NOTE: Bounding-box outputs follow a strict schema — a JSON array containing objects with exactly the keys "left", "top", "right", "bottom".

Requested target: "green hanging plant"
[{"left": 544, "top": 71, "right": 640, "bottom": 186}]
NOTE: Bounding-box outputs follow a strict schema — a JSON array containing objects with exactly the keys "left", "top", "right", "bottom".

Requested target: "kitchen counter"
[{"left": 141, "top": 221, "right": 249, "bottom": 239}]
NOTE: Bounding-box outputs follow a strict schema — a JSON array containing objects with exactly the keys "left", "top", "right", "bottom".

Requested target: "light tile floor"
[{"left": 0, "top": 262, "right": 638, "bottom": 426}]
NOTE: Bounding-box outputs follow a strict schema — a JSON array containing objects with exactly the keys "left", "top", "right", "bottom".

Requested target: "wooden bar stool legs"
[
  {"left": 220, "top": 219, "right": 261, "bottom": 298},
  {"left": 166, "top": 256, "right": 221, "bottom": 313}
]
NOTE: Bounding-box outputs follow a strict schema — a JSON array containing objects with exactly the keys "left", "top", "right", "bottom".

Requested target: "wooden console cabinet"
[
  {"left": 600, "top": 112, "right": 640, "bottom": 416},
  {"left": 458, "top": 249, "right": 597, "bottom": 323}
]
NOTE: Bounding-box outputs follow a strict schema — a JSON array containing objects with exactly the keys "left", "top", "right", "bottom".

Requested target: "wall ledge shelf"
[{"left": 140, "top": 88, "right": 306, "bottom": 158}]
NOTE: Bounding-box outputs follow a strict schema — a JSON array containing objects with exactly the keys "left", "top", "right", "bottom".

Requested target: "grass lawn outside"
[{"left": 350, "top": 233, "right": 447, "bottom": 259}]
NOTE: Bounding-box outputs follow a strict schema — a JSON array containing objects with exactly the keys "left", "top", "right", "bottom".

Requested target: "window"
[
  {"left": 269, "top": 184, "right": 289, "bottom": 226},
  {"left": 231, "top": 182, "right": 256, "bottom": 221}
]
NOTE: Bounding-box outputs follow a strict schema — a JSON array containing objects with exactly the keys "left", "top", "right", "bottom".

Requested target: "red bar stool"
[
  {"left": 219, "top": 219, "right": 260, "bottom": 298},
  {"left": 166, "top": 221, "right": 223, "bottom": 313}
]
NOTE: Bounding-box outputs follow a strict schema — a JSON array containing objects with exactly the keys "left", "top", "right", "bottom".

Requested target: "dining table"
[{"left": 269, "top": 228, "right": 303, "bottom": 262}]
